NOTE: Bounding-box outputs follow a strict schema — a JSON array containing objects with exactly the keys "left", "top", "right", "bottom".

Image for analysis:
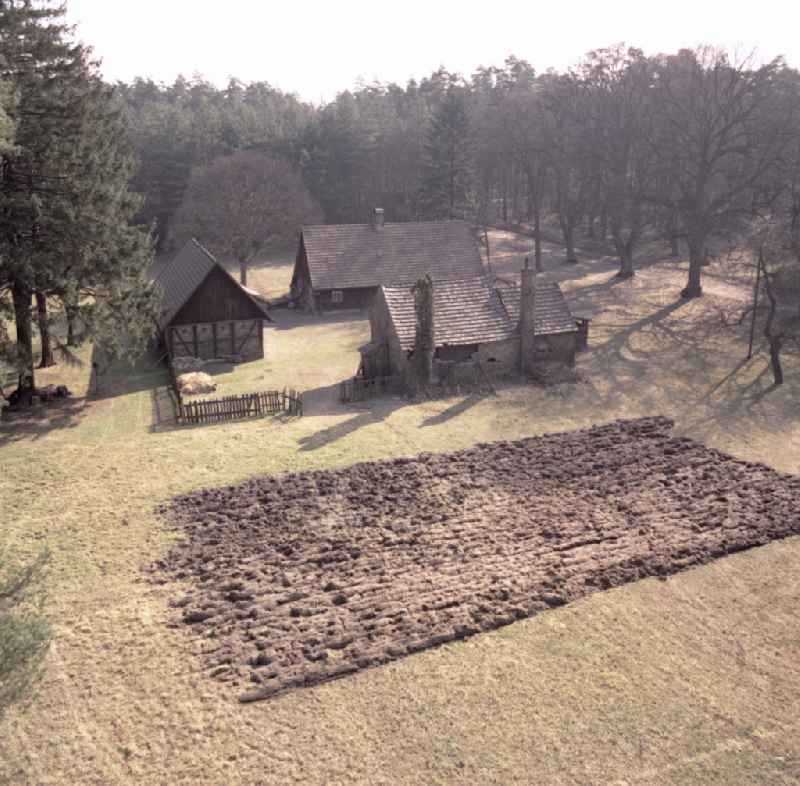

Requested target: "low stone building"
[
  {"left": 290, "top": 208, "right": 485, "bottom": 312},
  {"left": 153, "top": 239, "right": 271, "bottom": 362},
  {"left": 364, "top": 262, "right": 579, "bottom": 386}
]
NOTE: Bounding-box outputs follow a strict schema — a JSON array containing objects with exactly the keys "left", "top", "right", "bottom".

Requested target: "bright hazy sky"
[{"left": 65, "top": 0, "right": 800, "bottom": 103}]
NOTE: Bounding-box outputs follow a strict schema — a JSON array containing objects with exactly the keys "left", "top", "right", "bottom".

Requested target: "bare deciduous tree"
[
  {"left": 541, "top": 73, "right": 594, "bottom": 264},
  {"left": 172, "top": 151, "right": 322, "bottom": 286},
  {"left": 647, "top": 48, "right": 793, "bottom": 298},
  {"left": 583, "top": 46, "right": 656, "bottom": 279}
]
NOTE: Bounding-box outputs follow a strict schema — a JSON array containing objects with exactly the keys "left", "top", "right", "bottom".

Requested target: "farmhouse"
[
  {"left": 363, "top": 262, "right": 579, "bottom": 383},
  {"left": 153, "top": 239, "right": 271, "bottom": 362},
  {"left": 290, "top": 208, "right": 485, "bottom": 311}
]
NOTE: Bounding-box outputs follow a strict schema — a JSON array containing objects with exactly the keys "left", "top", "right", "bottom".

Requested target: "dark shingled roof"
[
  {"left": 496, "top": 281, "right": 578, "bottom": 336},
  {"left": 153, "top": 239, "right": 270, "bottom": 329},
  {"left": 381, "top": 277, "right": 577, "bottom": 351},
  {"left": 301, "top": 220, "right": 485, "bottom": 290},
  {"left": 382, "top": 276, "right": 516, "bottom": 351}
]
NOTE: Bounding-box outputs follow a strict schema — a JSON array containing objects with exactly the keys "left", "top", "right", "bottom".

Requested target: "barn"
[
  {"left": 290, "top": 208, "right": 486, "bottom": 312},
  {"left": 153, "top": 239, "right": 271, "bottom": 362},
  {"left": 364, "top": 262, "right": 579, "bottom": 384}
]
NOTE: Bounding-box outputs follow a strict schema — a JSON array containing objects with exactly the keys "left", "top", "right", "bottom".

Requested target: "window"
[{"left": 331, "top": 290, "right": 344, "bottom": 304}]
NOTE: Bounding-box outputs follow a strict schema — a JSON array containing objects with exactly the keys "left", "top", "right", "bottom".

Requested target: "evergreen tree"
[
  {"left": 418, "top": 86, "right": 474, "bottom": 220},
  {"left": 0, "top": 1, "right": 157, "bottom": 396}
]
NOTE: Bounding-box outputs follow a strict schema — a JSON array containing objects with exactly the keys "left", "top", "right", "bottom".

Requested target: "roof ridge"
[
  {"left": 302, "top": 218, "right": 472, "bottom": 230},
  {"left": 190, "top": 237, "right": 219, "bottom": 264},
  {"left": 382, "top": 273, "right": 493, "bottom": 290}
]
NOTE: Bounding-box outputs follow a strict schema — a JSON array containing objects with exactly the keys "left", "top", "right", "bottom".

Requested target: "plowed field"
[{"left": 152, "top": 416, "right": 800, "bottom": 702}]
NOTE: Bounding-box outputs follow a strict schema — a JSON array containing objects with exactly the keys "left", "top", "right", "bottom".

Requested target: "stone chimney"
[
  {"left": 412, "top": 274, "right": 435, "bottom": 387},
  {"left": 372, "top": 207, "right": 385, "bottom": 230},
  {"left": 519, "top": 256, "right": 534, "bottom": 374}
]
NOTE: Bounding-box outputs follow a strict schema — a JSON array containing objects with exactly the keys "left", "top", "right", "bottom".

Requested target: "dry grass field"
[{"left": 1, "top": 232, "right": 799, "bottom": 785}]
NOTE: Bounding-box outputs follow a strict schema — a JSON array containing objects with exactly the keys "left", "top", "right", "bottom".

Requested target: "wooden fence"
[
  {"left": 340, "top": 374, "right": 404, "bottom": 404},
  {"left": 179, "top": 389, "right": 302, "bottom": 424},
  {"left": 168, "top": 362, "right": 302, "bottom": 424}
]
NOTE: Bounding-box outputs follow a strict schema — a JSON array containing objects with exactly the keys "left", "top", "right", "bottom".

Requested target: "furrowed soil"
[{"left": 152, "top": 416, "right": 800, "bottom": 703}]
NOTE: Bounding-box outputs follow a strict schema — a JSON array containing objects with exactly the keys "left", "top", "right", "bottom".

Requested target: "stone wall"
[
  {"left": 476, "top": 337, "right": 519, "bottom": 378},
  {"left": 527, "top": 331, "right": 577, "bottom": 368}
]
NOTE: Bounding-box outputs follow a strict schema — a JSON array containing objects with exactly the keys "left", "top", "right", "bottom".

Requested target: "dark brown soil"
[{"left": 150, "top": 417, "right": 800, "bottom": 702}]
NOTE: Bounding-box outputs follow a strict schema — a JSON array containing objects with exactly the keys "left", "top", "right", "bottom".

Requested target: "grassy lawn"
[
  {"left": 219, "top": 245, "right": 296, "bottom": 300},
  {"left": 1, "top": 233, "right": 799, "bottom": 785}
]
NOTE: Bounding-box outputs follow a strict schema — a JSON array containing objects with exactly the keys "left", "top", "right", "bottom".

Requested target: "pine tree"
[
  {"left": 0, "top": 1, "right": 157, "bottom": 396},
  {"left": 418, "top": 87, "right": 474, "bottom": 220}
]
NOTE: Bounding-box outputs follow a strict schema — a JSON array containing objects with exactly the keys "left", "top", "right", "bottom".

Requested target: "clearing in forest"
[{"left": 152, "top": 416, "right": 800, "bottom": 702}]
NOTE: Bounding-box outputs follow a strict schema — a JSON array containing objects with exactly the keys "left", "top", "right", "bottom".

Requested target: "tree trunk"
[
  {"left": 682, "top": 233, "right": 705, "bottom": 298},
  {"left": 616, "top": 245, "right": 634, "bottom": 279},
  {"left": 239, "top": 259, "right": 248, "bottom": 288},
  {"left": 526, "top": 180, "right": 534, "bottom": 222},
  {"left": 586, "top": 213, "right": 595, "bottom": 239},
  {"left": 763, "top": 258, "right": 784, "bottom": 386},
  {"left": 11, "top": 280, "right": 35, "bottom": 396},
  {"left": 562, "top": 220, "right": 577, "bottom": 264},
  {"left": 501, "top": 173, "right": 508, "bottom": 225},
  {"left": 533, "top": 198, "right": 542, "bottom": 273},
  {"left": 510, "top": 166, "right": 519, "bottom": 223},
  {"left": 66, "top": 302, "right": 78, "bottom": 346},
  {"left": 598, "top": 208, "right": 608, "bottom": 242},
  {"left": 768, "top": 335, "right": 784, "bottom": 385},
  {"left": 612, "top": 219, "right": 638, "bottom": 280},
  {"left": 668, "top": 210, "right": 681, "bottom": 258},
  {"left": 36, "top": 291, "right": 56, "bottom": 368}
]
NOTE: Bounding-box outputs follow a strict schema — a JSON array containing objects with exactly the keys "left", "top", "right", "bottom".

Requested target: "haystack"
[{"left": 177, "top": 372, "right": 217, "bottom": 396}]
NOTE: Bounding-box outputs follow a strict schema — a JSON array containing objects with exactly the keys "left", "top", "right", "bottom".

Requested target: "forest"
[{"left": 124, "top": 48, "right": 800, "bottom": 298}]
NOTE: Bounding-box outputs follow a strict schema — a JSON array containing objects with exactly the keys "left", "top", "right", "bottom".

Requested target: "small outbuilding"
[
  {"left": 364, "top": 263, "right": 579, "bottom": 385},
  {"left": 153, "top": 239, "right": 271, "bottom": 362},
  {"left": 290, "top": 208, "right": 486, "bottom": 312}
]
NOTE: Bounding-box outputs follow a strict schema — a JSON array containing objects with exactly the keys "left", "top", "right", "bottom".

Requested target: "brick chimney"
[
  {"left": 519, "top": 256, "right": 534, "bottom": 374},
  {"left": 372, "top": 207, "right": 385, "bottom": 230}
]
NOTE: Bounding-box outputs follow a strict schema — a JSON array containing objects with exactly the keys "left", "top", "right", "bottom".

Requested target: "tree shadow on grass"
[
  {"left": 298, "top": 408, "right": 388, "bottom": 452},
  {"left": 297, "top": 379, "right": 409, "bottom": 451},
  {"left": 419, "top": 394, "right": 485, "bottom": 427},
  {"left": 90, "top": 346, "right": 168, "bottom": 401},
  {"left": 0, "top": 396, "right": 89, "bottom": 447}
]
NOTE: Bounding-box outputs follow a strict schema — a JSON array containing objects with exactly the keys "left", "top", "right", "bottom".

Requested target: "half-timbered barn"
[
  {"left": 364, "top": 263, "right": 578, "bottom": 384},
  {"left": 153, "top": 239, "right": 271, "bottom": 362},
  {"left": 290, "top": 208, "right": 486, "bottom": 312}
]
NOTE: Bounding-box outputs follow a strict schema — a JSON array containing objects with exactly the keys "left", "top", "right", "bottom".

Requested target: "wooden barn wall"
[
  {"left": 169, "top": 319, "right": 264, "bottom": 362},
  {"left": 171, "top": 266, "right": 265, "bottom": 326},
  {"left": 315, "top": 287, "right": 376, "bottom": 312}
]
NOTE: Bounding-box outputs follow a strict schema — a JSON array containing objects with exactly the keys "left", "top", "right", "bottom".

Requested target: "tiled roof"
[
  {"left": 381, "top": 276, "right": 516, "bottom": 351},
  {"left": 302, "top": 220, "right": 485, "bottom": 290},
  {"left": 381, "top": 277, "right": 578, "bottom": 351},
  {"left": 153, "top": 239, "right": 270, "bottom": 328},
  {"left": 496, "top": 281, "right": 578, "bottom": 336}
]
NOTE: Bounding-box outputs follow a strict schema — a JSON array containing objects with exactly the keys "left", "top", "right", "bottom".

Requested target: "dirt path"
[{"left": 151, "top": 417, "right": 800, "bottom": 702}]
